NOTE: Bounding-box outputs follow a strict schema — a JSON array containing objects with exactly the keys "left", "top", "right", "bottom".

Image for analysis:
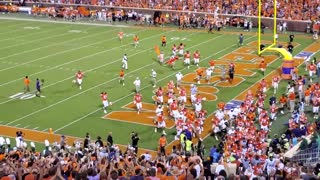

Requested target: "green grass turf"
[{"left": 0, "top": 16, "right": 317, "bottom": 154}]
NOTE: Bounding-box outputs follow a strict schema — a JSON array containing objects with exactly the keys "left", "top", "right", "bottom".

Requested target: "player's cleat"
[
  {"left": 123, "top": 83, "right": 125, "bottom": 86},
  {"left": 197, "top": 81, "right": 200, "bottom": 84},
  {"left": 154, "top": 128, "right": 157, "bottom": 132},
  {"left": 137, "top": 111, "right": 140, "bottom": 114},
  {"left": 79, "top": 86, "right": 82, "bottom": 90},
  {"left": 162, "top": 130, "right": 166, "bottom": 135},
  {"left": 281, "top": 110, "right": 284, "bottom": 114},
  {"left": 104, "top": 110, "right": 107, "bottom": 114}
]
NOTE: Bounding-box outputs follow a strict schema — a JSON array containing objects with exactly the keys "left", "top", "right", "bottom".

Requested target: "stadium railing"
[{"left": 291, "top": 146, "right": 320, "bottom": 166}]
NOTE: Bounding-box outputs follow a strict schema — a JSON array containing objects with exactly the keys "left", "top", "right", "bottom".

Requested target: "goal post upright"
[{"left": 258, "top": 0, "right": 277, "bottom": 55}]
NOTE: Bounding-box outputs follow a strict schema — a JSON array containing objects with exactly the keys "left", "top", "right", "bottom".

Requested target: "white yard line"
[
  {"left": 5, "top": 62, "right": 157, "bottom": 126},
  {"left": 0, "top": 25, "right": 104, "bottom": 61},
  {"left": 5, "top": 31, "right": 201, "bottom": 125},
  {"left": 0, "top": 29, "right": 172, "bottom": 88},
  {"left": 0, "top": 22, "right": 35, "bottom": 35},
  {"left": 0, "top": 16, "right": 129, "bottom": 28},
  {"left": 0, "top": 28, "right": 137, "bottom": 72},
  {"left": 23, "top": 125, "right": 30, "bottom": 128},
  {"left": 54, "top": 34, "right": 228, "bottom": 133},
  {"left": 33, "top": 127, "right": 39, "bottom": 130},
  {"left": 42, "top": 128, "right": 48, "bottom": 132},
  {"left": 15, "top": 124, "right": 21, "bottom": 127},
  {"left": 0, "top": 24, "right": 70, "bottom": 44}
]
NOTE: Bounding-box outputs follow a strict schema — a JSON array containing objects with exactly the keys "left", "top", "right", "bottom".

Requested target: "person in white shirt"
[
  {"left": 155, "top": 105, "right": 163, "bottom": 116},
  {"left": 122, "top": 54, "right": 128, "bottom": 70},
  {"left": 190, "top": 84, "right": 198, "bottom": 104},
  {"left": 205, "top": 68, "right": 213, "bottom": 84},
  {"left": 158, "top": 51, "right": 164, "bottom": 64},
  {"left": 150, "top": 69, "right": 157, "bottom": 88},
  {"left": 175, "top": 72, "right": 183, "bottom": 89},
  {"left": 0, "top": 137, "right": 5, "bottom": 148},
  {"left": 215, "top": 160, "right": 225, "bottom": 176},
  {"left": 194, "top": 101, "right": 202, "bottom": 117},
  {"left": 264, "top": 155, "right": 276, "bottom": 176},
  {"left": 193, "top": 159, "right": 202, "bottom": 179},
  {"left": 141, "top": 152, "right": 152, "bottom": 161},
  {"left": 133, "top": 77, "right": 141, "bottom": 93}
]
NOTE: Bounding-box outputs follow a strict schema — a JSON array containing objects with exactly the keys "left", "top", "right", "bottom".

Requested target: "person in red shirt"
[
  {"left": 166, "top": 56, "right": 178, "bottom": 69},
  {"left": 156, "top": 112, "right": 166, "bottom": 135},
  {"left": 184, "top": 51, "right": 191, "bottom": 69},
  {"left": 193, "top": 50, "right": 200, "bottom": 67},
  {"left": 209, "top": 59, "right": 215, "bottom": 70},
  {"left": 259, "top": 60, "right": 267, "bottom": 75},
  {"left": 134, "top": 92, "right": 142, "bottom": 114},
  {"left": 178, "top": 87, "right": 187, "bottom": 104},
  {"left": 75, "top": 70, "right": 84, "bottom": 90},
  {"left": 100, "top": 92, "right": 109, "bottom": 113},
  {"left": 308, "top": 62, "right": 316, "bottom": 82},
  {"left": 272, "top": 75, "right": 280, "bottom": 94}
]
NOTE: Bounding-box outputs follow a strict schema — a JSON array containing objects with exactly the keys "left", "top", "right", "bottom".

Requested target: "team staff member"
[
  {"left": 161, "top": 35, "right": 166, "bottom": 47},
  {"left": 24, "top": 76, "right": 30, "bottom": 93},
  {"left": 35, "top": 78, "right": 41, "bottom": 97},
  {"left": 159, "top": 134, "right": 167, "bottom": 157},
  {"left": 119, "top": 69, "right": 125, "bottom": 86},
  {"left": 259, "top": 60, "right": 267, "bottom": 76}
]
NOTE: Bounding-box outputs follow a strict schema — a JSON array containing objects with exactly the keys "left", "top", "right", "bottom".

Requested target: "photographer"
[{"left": 131, "top": 132, "right": 140, "bottom": 154}]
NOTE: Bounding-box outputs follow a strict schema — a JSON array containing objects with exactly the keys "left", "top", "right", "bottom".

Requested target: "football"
[
  {"left": 109, "top": 102, "right": 113, "bottom": 105},
  {"left": 72, "top": 80, "right": 76, "bottom": 84},
  {"left": 202, "top": 97, "right": 207, "bottom": 101}
]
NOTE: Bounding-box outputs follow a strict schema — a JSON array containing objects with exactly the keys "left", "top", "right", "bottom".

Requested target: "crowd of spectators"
[
  {"left": 25, "top": 0, "right": 320, "bottom": 21},
  {"left": 1, "top": 60, "right": 320, "bottom": 179}
]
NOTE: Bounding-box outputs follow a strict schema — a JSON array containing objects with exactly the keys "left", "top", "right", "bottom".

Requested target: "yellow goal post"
[{"left": 257, "top": 0, "right": 292, "bottom": 60}]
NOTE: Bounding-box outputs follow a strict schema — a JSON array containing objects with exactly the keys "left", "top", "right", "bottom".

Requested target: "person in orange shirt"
[
  {"left": 195, "top": 68, "right": 203, "bottom": 84},
  {"left": 259, "top": 60, "right": 267, "bottom": 75},
  {"left": 209, "top": 59, "right": 215, "bottom": 71},
  {"left": 279, "top": 94, "right": 288, "bottom": 114},
  {"left": 24, "top": 76, "right": 30, "bottom": 93},
  {"left": 118, "top": 31, "right": 124, "bottom": 43},
  {"left": 159, "top": 134, "right": 167, "bottom": 157},
  {"left": 288, "top": 91, "right": 296, "bottom": 112},
  {"left": 161, "top": 35, "right": 166, "bottom": 47},
  {"left": 304, "top": 86, "right": 311, "bottom": 106},
  {"left": 119, "top": 69, "right": 125, "bottom": 86},
  {"left": 133, "top": 35, "right": 139, "bottom": 48}
]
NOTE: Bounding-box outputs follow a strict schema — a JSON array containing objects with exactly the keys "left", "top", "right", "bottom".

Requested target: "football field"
[{"left": 0, "top": 16, "right": 319, "bottom": 154}]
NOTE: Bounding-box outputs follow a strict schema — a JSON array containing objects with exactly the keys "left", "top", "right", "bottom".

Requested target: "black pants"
[
  {"left": 229, "top": 72, "right": 234, "bottom": 80},
  {"left": 162, "top": 41, "right": 166, "bottom": 47},
  {"left": 160, "top": 146, "right": 166, "bottom": 156}
]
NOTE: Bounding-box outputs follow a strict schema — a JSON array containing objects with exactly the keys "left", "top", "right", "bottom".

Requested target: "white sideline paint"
[
  {"left": 0, "top": 29, "right": 169, "bottom": 87},
  {"left": 54, "top": 35, "right": 257, "bottom": 133},
  {"left": 0, "top": 16, "right": 129, "bottom": 28},
  {"left": 0, "top": 27, "right": 123, "bottom": 71}
]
